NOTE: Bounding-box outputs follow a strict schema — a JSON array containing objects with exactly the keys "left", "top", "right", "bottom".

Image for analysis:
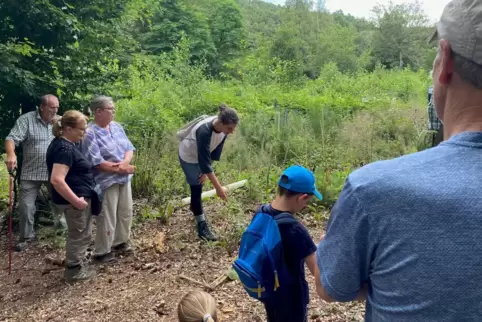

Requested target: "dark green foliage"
[{"left": 0, "top": 0, "right": 435, "bottom": 210}]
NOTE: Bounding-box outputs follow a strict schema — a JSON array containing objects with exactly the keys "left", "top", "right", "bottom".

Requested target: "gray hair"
[
  {"left": 453, "top": 51, "right": 482, "bottom": 89},
  {"left": 90, "top": 95, "right": 114, "bottom": 112},
  {"left": 39, "top": 94, "right": 58, "bottom": 107}
]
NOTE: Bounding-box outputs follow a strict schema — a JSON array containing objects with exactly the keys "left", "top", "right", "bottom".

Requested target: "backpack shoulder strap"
[
  {"left": 253, "top": 205, "right": 298, "bottom": 225},
  {"left": 274, "top": 212, "right": 298, "bottom": 225}
]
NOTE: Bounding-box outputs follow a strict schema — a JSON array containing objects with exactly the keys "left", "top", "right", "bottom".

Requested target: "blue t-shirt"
[
  {"left": 317, "top": 132, "right": 482, "bottom": 321},
  {"left": 258, "top": 204, "right": 316, "bottom": 322}
]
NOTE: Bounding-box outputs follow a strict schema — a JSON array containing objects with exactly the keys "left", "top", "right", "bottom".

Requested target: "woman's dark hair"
[{"left": 218, "top": 103, "right": 239, "bottom": 125}]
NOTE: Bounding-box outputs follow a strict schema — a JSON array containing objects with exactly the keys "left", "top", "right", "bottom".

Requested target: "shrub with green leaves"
[{"left": 110, "top": 46, "right": 429, "bottom": 211}]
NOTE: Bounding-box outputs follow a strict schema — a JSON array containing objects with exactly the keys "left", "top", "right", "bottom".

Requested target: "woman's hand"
[
  {"left": 206, "top": 172, "right": 227, "bottom": 201},
  {"left": 216, "top": 186, "right": 228, "bottom": 201},
  {"left": 73, "top": 197, "right": 88, "bottom": 210},
  {"left": 123, "top": 164, "right": 136, "bottom": 174},
  {"left": 198, "top": 174, "right": 207, "bottom": 184},
  {"left": 115, "top": 162, "right": 136, "bottom": 174}
]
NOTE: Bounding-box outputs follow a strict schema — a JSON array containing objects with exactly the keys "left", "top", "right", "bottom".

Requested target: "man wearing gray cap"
[{"left": 314, "top": 0, "right": 482, "bottom": 320}]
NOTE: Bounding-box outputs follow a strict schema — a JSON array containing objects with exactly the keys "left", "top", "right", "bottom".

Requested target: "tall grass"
[
  {"left": 111, "top": 44, "right": 431, "bottom": 211},
  {"left": 125, "top": 106, "right": 428, "bottom": 210},
  {"left": 0, "top": 155, "right": 8, "bottom": 212}
]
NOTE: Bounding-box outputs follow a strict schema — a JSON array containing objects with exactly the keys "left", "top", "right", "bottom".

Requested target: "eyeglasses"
[
  {"left": 73, "top": 126, "right": 87, "bottom": 131},
  {"left": 102, "top": 107, "right": 116, "bottom": 114}
]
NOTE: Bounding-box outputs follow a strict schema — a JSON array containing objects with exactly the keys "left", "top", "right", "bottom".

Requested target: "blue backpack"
[{"left": 232, "top": 211, "right": 297, "bottom": 301}]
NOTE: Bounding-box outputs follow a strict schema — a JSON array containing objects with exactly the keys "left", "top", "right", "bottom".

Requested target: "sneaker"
[
  {"left": 197, "top": 221, "right": 218, "bottom": 241},
  {"left": 111, "top": 242, "right": 134, "bottom": 255},
  {"left": 64, "top": 264, "right": 96, "bottom": 283},
  {"left": 92, "top": 252, "right": 117, "bottom": 265},
  {"left": 14, "top": 238, "right": 34, "bottom": 252}
]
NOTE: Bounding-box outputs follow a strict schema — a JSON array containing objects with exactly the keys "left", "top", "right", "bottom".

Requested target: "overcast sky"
[{"left": 264, "top": 0, "right": 451, "bottom": 23}]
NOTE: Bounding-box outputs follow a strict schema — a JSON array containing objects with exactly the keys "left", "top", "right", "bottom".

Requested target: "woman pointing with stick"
[{"left": 178, "top": 104, "right": 239, "bottom": 241}]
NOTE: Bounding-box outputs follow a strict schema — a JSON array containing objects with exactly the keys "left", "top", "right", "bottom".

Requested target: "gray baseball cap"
[{"left": 430, "top": 0, "right": 482, "bottom": 65}]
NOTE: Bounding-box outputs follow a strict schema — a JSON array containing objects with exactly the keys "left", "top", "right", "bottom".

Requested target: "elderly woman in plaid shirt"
[{"left": 81, "top": 95, "right": 136, "bottom": 264}]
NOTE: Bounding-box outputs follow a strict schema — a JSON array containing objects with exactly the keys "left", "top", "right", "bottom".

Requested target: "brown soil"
[{"left": 0, "top": 202, "right": 364, "bottom": 322}]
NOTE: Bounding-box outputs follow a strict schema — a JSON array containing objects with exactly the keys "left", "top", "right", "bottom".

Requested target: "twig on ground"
[
  {"left": 178, "top": 272, "right": 228, "bottom": 291},
  {"left": 178, "top": 274, "right": 213, "bottom": 290},
  {"left": 85, "top": 296, "right": 109, "bottom": 306},
  {"left": 210, "top": 274, "right": 228, "bottom": 290},
  {"left": 1, "top": 255, "right": 36, "bottom": 272}
]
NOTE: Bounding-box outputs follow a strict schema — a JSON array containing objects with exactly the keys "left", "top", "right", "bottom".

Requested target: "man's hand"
[{"left": 5, "top": 154, "right": 17, "bottom": 171}]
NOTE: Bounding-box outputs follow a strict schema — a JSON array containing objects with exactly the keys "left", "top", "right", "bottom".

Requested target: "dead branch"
[
  {"left": 210, "top": 274, "right": 228, "bottom": 290},
  {"left": 178, "top": 274, "right": 213, "bottom": 290}
]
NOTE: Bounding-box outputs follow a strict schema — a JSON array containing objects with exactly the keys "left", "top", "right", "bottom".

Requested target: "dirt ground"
[{"left": 0, "top": 202, "right": 365, "bottom": 322}]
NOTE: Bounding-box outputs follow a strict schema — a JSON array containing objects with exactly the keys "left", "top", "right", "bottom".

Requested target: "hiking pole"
[{"left": 8, "top": 168, "right": 16, "bottom": 275}]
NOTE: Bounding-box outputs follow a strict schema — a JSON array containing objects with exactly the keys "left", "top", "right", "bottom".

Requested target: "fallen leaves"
[
  {"left": 0, "top": 202, "right": 365, "bottom": 322},
  {"left": 154, "top": 232, "right": 166, "bottom": 253},
  {"left": 44, "top": 255, "right": 65, "bottom": 267},
  {"left": 153, "top": 300, "right": 169, "bottom": 316}
]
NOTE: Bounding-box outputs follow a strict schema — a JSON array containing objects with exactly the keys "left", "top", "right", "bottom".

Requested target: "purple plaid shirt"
[{"left": 81, "top": 121, "right": 136, "bottom": 191}]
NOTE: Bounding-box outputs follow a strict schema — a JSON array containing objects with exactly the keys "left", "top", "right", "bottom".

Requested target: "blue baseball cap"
[{"left": 278, "top": 165, "right": 323, "bottom": 200}]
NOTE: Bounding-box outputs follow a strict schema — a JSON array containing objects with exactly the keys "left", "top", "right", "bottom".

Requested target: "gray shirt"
[
  {"left": 6, "top": 110, "right": 54, "bottom": 181},
  {"left": 178, "top": 116, "right": 227, "bottom": 173},
  {"left": 317, "top": 131, "right": 482, "bottom": 321}
]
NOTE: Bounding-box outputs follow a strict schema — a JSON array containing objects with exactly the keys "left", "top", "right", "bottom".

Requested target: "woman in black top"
[{"left": 46, "top": 110, "right": 98, "bottom": 283}]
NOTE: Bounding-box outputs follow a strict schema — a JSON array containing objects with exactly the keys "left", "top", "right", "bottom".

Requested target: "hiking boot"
[
  {"left": 64, "top": 264, "right": 96, "bottom": 284},
  {"left": 14, "top": 238, "right": 35, "bottom": 252},
  {"left": 197, "top": 221, "right": 218, "bottom": 241},
  {"left": 92, "top": 252, "right": 117, "bottom": 265},
  {"left": 111, "top": 242, "right": 134, "bottom": 255}
]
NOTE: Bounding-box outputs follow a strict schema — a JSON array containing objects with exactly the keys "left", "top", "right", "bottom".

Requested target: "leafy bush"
[{"left": 107, "top": 40, "right": 430, "bottom": 212}]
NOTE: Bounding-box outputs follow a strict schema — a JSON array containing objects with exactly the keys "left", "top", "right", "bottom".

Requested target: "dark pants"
[
  {"left": 179, "top": 156, "right": 204, "bottom": 217},
  {"left": 264, "top": 304, "right": 308, "bottom": 322},
  {"left": 263, "top": 286, "right": 309, "bottom": 322},
  {"left": 190, "top": 185, "right": 203, "bottom": 216},
  {"left": 432, "top": 124, "right": 444, "bottom": 147}
]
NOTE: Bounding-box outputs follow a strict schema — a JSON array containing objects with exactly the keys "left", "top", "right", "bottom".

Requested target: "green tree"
[
  {"left": 196, "top": 0, "right": 245, "bottom": 75},
  {"left": 315, "top": 23, "right": 362, "bottom": 73},
  {"left": 237, "top": 0, "right": 282, "bottom": 49},
  {"left": 270, "top": 0, "right": 318, "bottom": 77},
  {"left": 137, "top": 0, "right": 216, "bottom": 64},
  {"left": 0, "top": 0, "right": 136, "bottom": 142},
  {"left": 371, "top": 0, "right": 433, "bottom": 70}
]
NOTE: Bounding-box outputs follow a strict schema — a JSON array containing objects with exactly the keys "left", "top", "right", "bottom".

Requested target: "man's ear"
[{"left": 438, "top": 39, "right": 454, "bottom": 85}]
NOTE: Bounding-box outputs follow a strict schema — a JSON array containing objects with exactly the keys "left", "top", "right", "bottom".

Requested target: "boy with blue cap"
[{"left": 256, "top": 165, "right": 322, "bottom": 322}]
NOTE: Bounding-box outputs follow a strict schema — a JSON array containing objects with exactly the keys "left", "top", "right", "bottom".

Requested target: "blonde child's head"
[{"left": 178, "top": 290, "right": 217, "bottom": 322}]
